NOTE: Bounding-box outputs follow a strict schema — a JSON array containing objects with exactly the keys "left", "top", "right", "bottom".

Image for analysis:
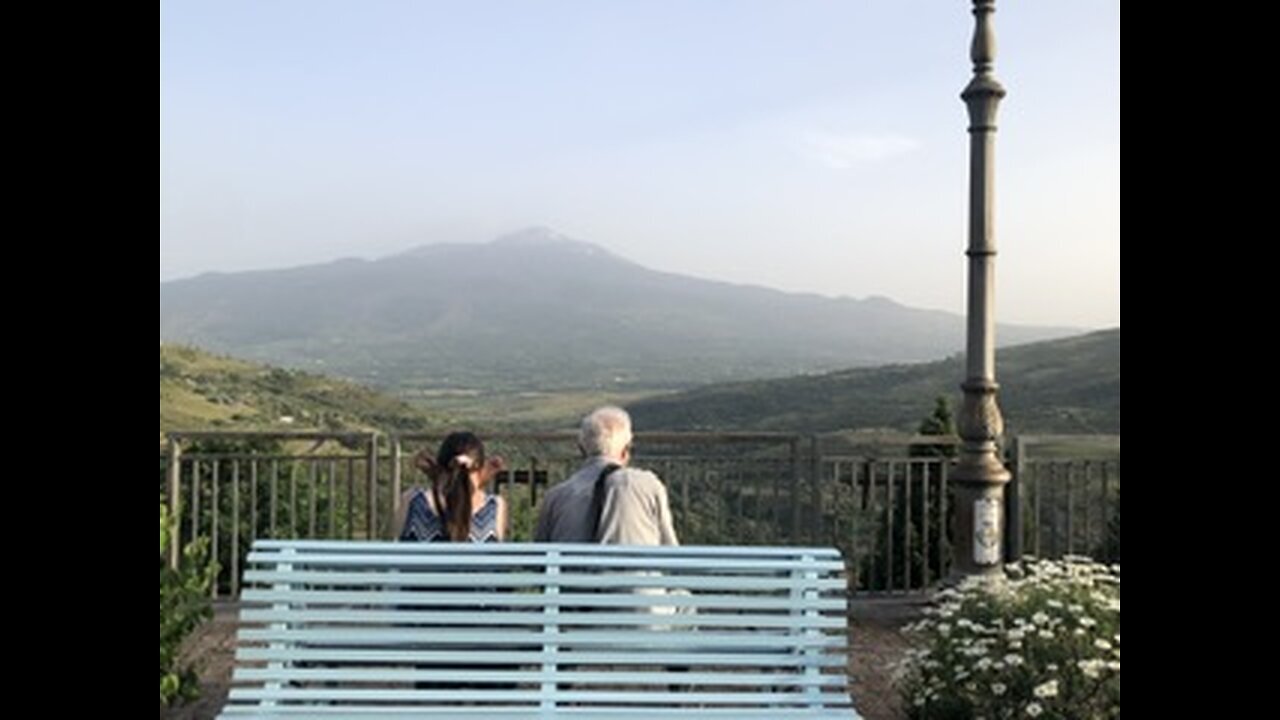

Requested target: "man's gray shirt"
[{"left": 534, "top": 456, "right": 679, "bottom": 545}]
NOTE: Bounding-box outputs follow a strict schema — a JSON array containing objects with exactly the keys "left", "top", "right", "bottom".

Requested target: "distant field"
[
  {"left": 1015, "top": 435, "right": 1121, "bottom": 460},
  {"left": 402, "top": 387, "right": 671, "bottom": 430}
]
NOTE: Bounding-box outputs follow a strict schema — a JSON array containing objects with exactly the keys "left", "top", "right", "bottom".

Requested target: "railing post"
[
  {"left": 167, "top": 436, "right": 182, "bottom": 570},
  {"left": 1006, "top": 435, "right": 1024, "bottom": 562},
  {"left": 365, "top": 432, "right": 380, "bottom": 540},
  {"left": 390, "top": 434, "right": 403, "bottom": 539}
]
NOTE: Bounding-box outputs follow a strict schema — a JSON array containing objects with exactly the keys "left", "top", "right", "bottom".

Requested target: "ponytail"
[
  {"left": 441, "top": 461, "right": 474, "bottom": 542},
  {"left": 431, "top": 432, "right": 486, "bottom": 542}
]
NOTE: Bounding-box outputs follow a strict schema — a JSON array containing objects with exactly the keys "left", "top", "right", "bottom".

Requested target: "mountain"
[
  {"left": 626, "top": 329, "right": 1120, "bottom": 435},
  {"left": 160, "top": 227, "right": 1080, "bottom": 392}
]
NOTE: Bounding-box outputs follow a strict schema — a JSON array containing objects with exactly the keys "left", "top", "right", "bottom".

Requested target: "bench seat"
[{"left": 219, "top": 540, "right": 860, "bottom": 718}]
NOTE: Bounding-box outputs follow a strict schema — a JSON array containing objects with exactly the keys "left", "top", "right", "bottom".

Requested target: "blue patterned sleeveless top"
[{"left": 399, "top": 489, "right": 500, "bottom": 543}]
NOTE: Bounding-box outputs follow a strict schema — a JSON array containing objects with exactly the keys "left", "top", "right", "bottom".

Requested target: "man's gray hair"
[{"left": 579, "top": 406, "right": 633, "bottom": 459}]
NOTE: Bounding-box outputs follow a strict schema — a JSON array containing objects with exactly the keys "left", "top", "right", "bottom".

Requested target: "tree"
[{"left": 913, "top": 396, "right": 957, "bottom": 458}]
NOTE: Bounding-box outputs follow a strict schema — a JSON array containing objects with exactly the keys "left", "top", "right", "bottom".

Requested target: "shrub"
[
  {"left": 898, "top": 556, "right": 1120, "bottom": 719},
  {"left": 160, "top": 503, "right": 217, "bottom": 705}
]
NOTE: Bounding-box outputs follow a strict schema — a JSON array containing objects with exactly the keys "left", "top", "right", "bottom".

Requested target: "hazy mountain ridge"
[{"left": 160, "top": 228, "right": 1081, "bottom": 391}]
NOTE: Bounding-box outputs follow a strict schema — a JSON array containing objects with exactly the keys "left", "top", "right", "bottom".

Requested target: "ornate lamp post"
[{"left": 952, "top": 0, "right": 1011, "bottom": 578}]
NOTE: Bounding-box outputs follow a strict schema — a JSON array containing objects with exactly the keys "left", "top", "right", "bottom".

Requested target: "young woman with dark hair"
[{"left": 396, "top": 431, "right": 508, "bottom": 542}]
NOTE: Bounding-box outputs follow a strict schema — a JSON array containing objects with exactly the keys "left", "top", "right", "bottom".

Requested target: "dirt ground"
[{"left": 161, "top": 598, "right": 921, "bottom": 720}]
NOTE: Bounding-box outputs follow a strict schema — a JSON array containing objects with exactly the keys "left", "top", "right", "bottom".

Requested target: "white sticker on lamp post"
[{"left": 974, "top": 498, "right": 1001, "bottom": 565}]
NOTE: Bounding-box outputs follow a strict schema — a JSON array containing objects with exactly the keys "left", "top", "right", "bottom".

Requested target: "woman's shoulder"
[
  {"left": 401, "top": 486, "right": 438, "bottom": 511},
  {"left": 475, "top": 492, "right": 500, "bottom": 514}
]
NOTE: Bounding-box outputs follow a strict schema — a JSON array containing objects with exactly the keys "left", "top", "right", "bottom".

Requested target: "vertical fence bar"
[
  {"left": 941, "top": 459, "right": 951, "bottom": 580},
  {"left": 772, "top": 454, "right": 783, "bottom": 543},
  {"left": 922, "top": 459, "right": 932, "bottom": 588},
  {"left": 390, "top": 436, "right": 402, "bottom": 538},
  {"left": 789, "top": 438, "right": 802, "bottom": 543},
  {"left": 1007, "top": 435, "right": 1024, "bottom": 562},
  {"left": 1101, "top": 461, "right": 1112, "bottom": 559},
  {"left": 712, "top": 464, "right": 726, "bottom": 542},
  {"left": 680, "top": 467, "right": 690, "bottom": 522},
  {"left": 210, "top": 459, "right": 220, "bottom": 598},
  {"left": 528, "top": 456, "right": 540, "bottom": 507},
  {"left": 1058, "top": 462, "right": 1066, "bottom": 558},
  {"left": 346, "top": 457, "right": 356, "bottom": 540},
  {"left": 1081, "top": 461, "right": 1092, "bottom": 555},
  {"left": 809, "top": 435, "right": 822, "bottom": 545},
  {"left": 830, "top": 459, "right": 842, "bottom": 546},
  {"left": 289, "top": 460, "right": 298, "bottom": 540},
  {"left": 863, "top": 459, "right": 874, "bottom": 590},
  {"left": 190, "top": 458, "right": 201, "bottom": 547},
  {"left": 1065, "top": 462, "right": 1074, "bottom": 556},
  {"left": 904, "top": 460, "right": 914, "bottom": 590},
  {"left": 366, "top": 435, "right": 378, "bottom": 540},
  {"left": 307, "top": 460, "right": 317, "bottom": 538},
  {"left": 1033, "top": 461, "right": 1042, "bottom": 559},
  {"left": 1045, "top": 462, "right": 1054, "bottom": 558},
  {"left": 231, "top": 460, "right": 241, "bottom": 598},
  {"left": 850, "top": 461, "right": 862, "bottom": 590},
  {"left": 734, "top": 465, "right": 746, "bottom": 536},
  {"left": 167, "top": 439, "right": 182, "bottom": 570},
  {"left": 887, "top": 461, "right": 897, "bottom": 593},
  {"left": 250, "top": 460, "right": 258, "bottom": 543},
  {"left": 328, "top": 459, "right": 337, "bottom": 538},
  {"left": 267, "top": 456, "right": 277, "bottom": 535}
]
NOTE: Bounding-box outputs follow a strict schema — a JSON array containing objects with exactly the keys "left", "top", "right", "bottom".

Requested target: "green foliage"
[
  {"left": 506, "top": 483, "right": 537, "bottom": 541},
  {"left": 913, "top": 396, "right": 958, "bottom": 459},
  {"left": 160, "top": 503, "right": 218, "bottom": 706},
  {"left": 918, "top": 396, "right": 956, "bottom": 436},
  {"left": 898, "top": 557, "right": 1120, "bottom": 720}
]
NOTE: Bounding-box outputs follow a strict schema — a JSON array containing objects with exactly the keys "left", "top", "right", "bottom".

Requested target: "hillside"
[
  {"left": 627, "top": 329, "right": 1120, "bottom": 435},
  {"left": 159, "top": 344, "right": 428, "bottom": 434}
]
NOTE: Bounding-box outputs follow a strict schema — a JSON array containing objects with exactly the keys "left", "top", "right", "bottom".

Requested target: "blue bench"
[{"left": 220, "top": 540, "right": 861, "bottom": 718}]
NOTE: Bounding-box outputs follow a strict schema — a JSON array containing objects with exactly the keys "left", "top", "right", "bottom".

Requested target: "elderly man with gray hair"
[{"left": 534, "top": 406, "right": 678, "bottom": 545}]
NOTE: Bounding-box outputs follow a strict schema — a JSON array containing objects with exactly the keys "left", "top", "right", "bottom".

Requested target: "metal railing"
[
  {"left": 160, "top": 430, "right": 1119, "bottom": 598},
  {"left": 1008, "top": 435, "right": 1121, "bottom": 563}
]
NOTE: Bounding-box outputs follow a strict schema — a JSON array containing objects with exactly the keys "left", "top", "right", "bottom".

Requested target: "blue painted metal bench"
[{"left": 220, "top": 540, "right": 860, "bottom": 718}]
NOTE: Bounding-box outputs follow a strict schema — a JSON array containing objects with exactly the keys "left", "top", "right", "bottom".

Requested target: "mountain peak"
[
  {"left": 490, "top": 227, "right": 614, "bottom": 257},
  {"left": 492, "top": 226, "right": 572, "bottom": 245}
]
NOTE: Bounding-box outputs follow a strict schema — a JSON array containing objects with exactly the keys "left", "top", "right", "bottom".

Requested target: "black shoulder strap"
[{"left": 588, "top": 463, "right": 622, "bottom": 541}]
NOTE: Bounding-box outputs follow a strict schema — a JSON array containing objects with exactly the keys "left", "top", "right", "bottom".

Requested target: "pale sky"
[{"left": 160, "top": 1, "right": 1119, "bottom": 328}]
